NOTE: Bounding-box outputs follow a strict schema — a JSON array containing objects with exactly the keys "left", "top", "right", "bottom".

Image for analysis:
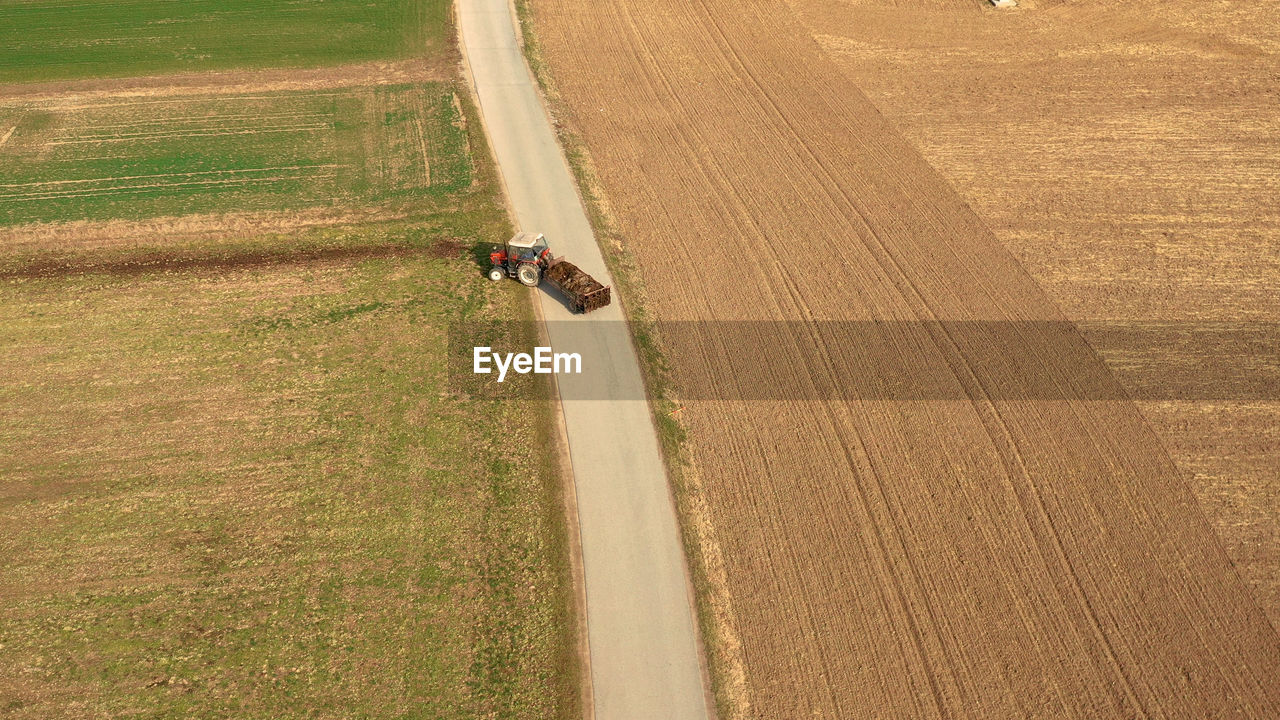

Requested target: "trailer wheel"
[
  {"left": 517, "top": 264, "right": 541, "bottom": 287},
  {"left": 487, "top": 267, "right": 505, "bottom": 282}
]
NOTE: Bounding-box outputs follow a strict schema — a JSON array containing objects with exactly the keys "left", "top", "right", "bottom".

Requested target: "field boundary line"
[
  {"left": 0, "top": 207, "right": 403, "bottom": 249},
  {"left": 454, "top": 27, "right": 588, "bottom": 720},
  {"left": 509, "top": 0, "right": 733, "bottom": 717},
  {"left": 0, "top": 58, "right": 448, "bottom": 104},
  {"left": 72, "top": 111, "right": 325, "bottom": 129},
  {"left": 0, "top": 164, "right": 343, "bottom": 190},
  {"left": 45, "top": 125, "right": 331, "bottom": 146},
  {"left": 0, "top": 174, "right": 340, "bottom": 203}
]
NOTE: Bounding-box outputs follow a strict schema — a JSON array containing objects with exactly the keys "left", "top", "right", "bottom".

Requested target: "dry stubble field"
[
  {"left": 787, "top": 0, "right": 1280, "bottom": 624},
  {"left": 527, "top": 0, "right": 1280, "bottom": 717}
]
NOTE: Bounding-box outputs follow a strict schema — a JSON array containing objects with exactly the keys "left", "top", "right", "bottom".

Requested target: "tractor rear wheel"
[
  {"left": 517, "top": 263, "right": 541, "bottom": 287},
  {"left": 488, "top": 266, "right": 505, "bottom": 282}
]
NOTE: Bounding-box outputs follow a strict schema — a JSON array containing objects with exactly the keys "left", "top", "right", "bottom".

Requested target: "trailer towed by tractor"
[{"left": 488, "top": 232, "right": 612, "bottom": 313}]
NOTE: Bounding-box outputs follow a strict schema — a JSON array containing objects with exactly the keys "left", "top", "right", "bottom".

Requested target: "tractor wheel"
[
  {"left": 517, "top": 263, "right": 541, "bottom": 287},
  {"left": 487, "top": 266, "right": 505, "bottom": 282}
]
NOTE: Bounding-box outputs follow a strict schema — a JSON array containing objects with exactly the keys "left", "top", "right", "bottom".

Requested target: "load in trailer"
[{"left": 488, "top": 232, "right": 612, "bottom": 313}]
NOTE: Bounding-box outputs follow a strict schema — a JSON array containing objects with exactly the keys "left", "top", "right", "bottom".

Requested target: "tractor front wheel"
[
  {"left": 487, "top": 266, "right": 505, "bottom": 282},
  {"left": 517, "top": 263, "right": 541, "bottom": 287}
]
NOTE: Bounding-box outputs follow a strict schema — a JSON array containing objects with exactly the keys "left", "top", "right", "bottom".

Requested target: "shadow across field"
[{"left": 446, "top": 320, "right": 1280, "bottom": 402}]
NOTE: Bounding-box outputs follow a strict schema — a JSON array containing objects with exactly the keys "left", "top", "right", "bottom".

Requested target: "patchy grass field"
[
  {"left": 0, "top": 0, "right": 577, "bottom": 716},
  {"left": 0, "top": 84, "right": 472, "bottom": 226},
  {"left": 0, "top": 0, "right": 450, "bottom": 84},
  {"left": 0, "top": 216, "right": 573, "bottom": 718}
]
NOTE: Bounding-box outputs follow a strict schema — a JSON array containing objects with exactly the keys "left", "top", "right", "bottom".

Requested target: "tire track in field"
[
  {"left": 0, "top": 164, "right": 342, "bottom": 190},
  {"left": 686, "top": 34, "right": 954, "bottom": 720},
  {"left": 605, "top": 0, "right": 968, "bottom": 708},
  {"left": 721, "top": 24, "right": 1152, "bottom": 702},
  {"left": 745, "top": 3, "right": 1273, "bottom": 708},
  {"left": 0, "top": 172, "right": 340, "bottom": 203},
  {"left": 604, "top": 5, "right": 920, "bottom": 710},
  {"left": 686, "top": 3, "right": 980, "bottom": 712},
  {"left": 603, "top": 0, "right": 1010, "bottom": 712},
  {"left": 529, "top": 0, "right": 1280, "bottom": 717},
  {"left": 795, "top": 0, "right": 1280, "bottom": 632},
  {"left": 45, "top": 124, "right": 331, "bottom": 146}
]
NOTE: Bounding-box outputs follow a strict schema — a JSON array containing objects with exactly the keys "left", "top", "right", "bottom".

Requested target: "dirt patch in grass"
[{"left": 428, "top": 236, "right": 468, "bottom": 259}]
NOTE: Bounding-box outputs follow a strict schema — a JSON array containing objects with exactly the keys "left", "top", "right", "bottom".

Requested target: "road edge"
[
  {"left": 453, "top": 9, "right": 594, "bottom": 719},
  {"left": 507, "top": 1, "right": 740, "bottom": 717}
]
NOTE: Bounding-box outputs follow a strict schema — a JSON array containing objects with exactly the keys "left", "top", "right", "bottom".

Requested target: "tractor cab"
[
  {"left": 506, "top": 232, "right": 549, "bottom": 265},
  {"left": 489, "top": 232, "right": 553, "bottom": 286}
]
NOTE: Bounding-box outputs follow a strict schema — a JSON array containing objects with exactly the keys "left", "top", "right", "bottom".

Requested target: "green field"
[
  {"left": 0, "top": 216, "right": 574, "bottom": 718},
  {"left": 0, "top": 0, "right": 577, "bottom": 716},
  {"left": 0, "top": 84, "right": 472, "bottom": 226},
  {"left": 0, "top": 0, "right": 450, "bottom": 84}
]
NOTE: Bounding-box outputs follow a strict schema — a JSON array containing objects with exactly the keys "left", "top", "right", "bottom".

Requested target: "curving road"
[{"left": 456, "top": 1, "right": 712, "bottom": 719}]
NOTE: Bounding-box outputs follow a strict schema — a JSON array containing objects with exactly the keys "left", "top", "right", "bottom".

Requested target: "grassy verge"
[
  {"left": 455, "top": 85, "right": 581, "bottom": 720},
  {"left": 512, "top": 2, "right": 735, "bottom": 718},
  {"left": 0, "top": 0, "right": 453, "bottom": 84}
]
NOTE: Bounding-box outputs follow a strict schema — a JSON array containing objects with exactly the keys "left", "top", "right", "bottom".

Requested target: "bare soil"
[
  {"left": 527, "top": 0, "right": 1280, "bottom": 717},
  {"left": 786, "top": 0, "right": 1280, "bottom": 628}
]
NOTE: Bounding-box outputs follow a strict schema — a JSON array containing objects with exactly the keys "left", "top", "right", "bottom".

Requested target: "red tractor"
[
  {"left": 488, "top": 231, "right": 553, "bottom": 287},
  {"left": 488, "top": 231, "right": 612, "bottom": 313}
]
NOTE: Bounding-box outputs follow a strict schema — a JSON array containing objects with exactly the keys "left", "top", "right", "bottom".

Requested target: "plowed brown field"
[
  {"left": 786, "top": 0, "right": 1280, "bottom": 627},
  {"left": 527, "top": 0, "right": 1280, "bottom": 717}
]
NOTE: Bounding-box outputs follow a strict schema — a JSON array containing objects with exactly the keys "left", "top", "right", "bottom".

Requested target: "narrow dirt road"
[
  {"left": 456, "top": 2, "right": 711, "bottom": 719},
  {"left": 527, "top": 0, "right": 1280, "bottom": 717}
]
